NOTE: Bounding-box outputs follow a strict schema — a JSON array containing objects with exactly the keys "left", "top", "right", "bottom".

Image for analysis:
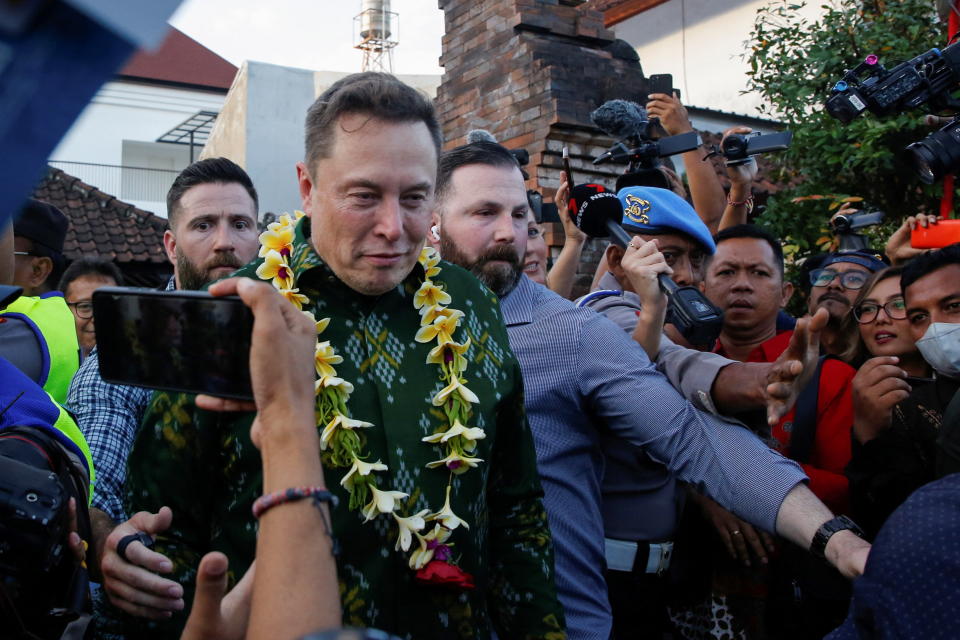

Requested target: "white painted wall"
[
  {"left": 614, "top": 0, "right": 823, "bottom": 117},
  {"left": 49, "top": 81, "right": 226, "bottom": 216}
]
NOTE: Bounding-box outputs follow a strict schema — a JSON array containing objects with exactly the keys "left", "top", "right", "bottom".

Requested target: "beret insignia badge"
[{"left": 624, "top": 194, "right": 651, "bottom": 225}]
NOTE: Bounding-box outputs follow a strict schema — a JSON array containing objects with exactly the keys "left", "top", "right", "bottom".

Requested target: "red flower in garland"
[{"left": 414, "top": 559, "right": 475, "bottom": 590}]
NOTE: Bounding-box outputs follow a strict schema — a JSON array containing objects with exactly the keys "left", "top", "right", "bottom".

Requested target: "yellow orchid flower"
[
  {"left": 316, "top": 317, "right": 330, "bottom": 335},
  {"left": 426, "top": 338, "right": 471, "bottom": 372},
  {"left": 320, "top": 413, "right": 373, "bottom": 450},
  {"left": 432, "top": 376, "right": 479, "bottom": 407},
  {"left": 315, "top": 340, "right": 344, "bottom": 378},
  {"left": 316, "top": 375, "right": 354, "bottom": 396},
  {"left": 393, "top": 509, "right": 429, "bottom": 552},
  {"left": 419, "top": 304, "right": 452, "bottom": 326},
  {"left": 413, "top": 281, "right": 451, "bottom": 310},
  {"left": 279, "top": 288, "right": 309, "bottom": 310},
  {"left": 293, "top": 210, "right": 306, "bottom": 220},
  {"left": 427, "top": 484, "right": 470, "bottom": 530},
  {"left": 340, "top": 457, "right": 388, "bottom": 492},
  {"left": 269, "top": 212, "right": 298, "bottom": 230},
  {"left": 415, "top": 309, "right": 463, "bottom": 345},
  {"left": 426, "top": 450, "right": 483, "bottom": 475},
  {"left": 419, "top": 246, "right": 440, "bottom": 268},
  {"left": 361, "top": 486, "right": 409, "bottom": 522},
  {"left": 257, "top": 224, "right": 295, "bottom": 258},
  {"left": 255, "top": 250, "right": 294, "bottom": 289},
  {"left": 408, "top": 523, "right": 452, "bottom": 569},
  {"left": 421, "top": 419, "right": 485, "bottom": 451}
]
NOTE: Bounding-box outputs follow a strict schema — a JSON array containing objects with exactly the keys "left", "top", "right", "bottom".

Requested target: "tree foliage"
[{"left": 745, "top": 0, "right": 948, "bottom": 261}]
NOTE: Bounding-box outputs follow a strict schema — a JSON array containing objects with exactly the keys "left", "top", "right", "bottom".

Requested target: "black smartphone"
[
  {"left": 648, "top": 73, "right": 674, "bottom": 98},
  {"left": 93, "top": 287, "right": 254, "bottom": 400}
]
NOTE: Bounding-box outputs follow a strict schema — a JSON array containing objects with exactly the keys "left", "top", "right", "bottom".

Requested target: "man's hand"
[
  {"left": 885, "top": 213, "right": 940, "bottom": 265},
  {"left": 695, "top": 494, "right": 775, "bottom": 567},
  {"left": 180, "top": 553, "right": 255, "bottom": 640},
  {"left": 721, "top": 126, "right": 759, "bottom": 186},
  {"left": 554, "top": 171, "right": 587, "bottom": 245},
  {"left": 620, "top": 237, "right": 671, "bottom": 311},
  {"left": 645, "top": 92, "right": 693, "bottom": 136},
  {"left": 825, "top": 530, "right": 871, "bottom": 579},
  {"left": 765, "top": 308, "right": 828, "bottom": 426},
  {"left": 852, "top": 356, "right": 911, "bottom": 444},
  {"left": 101, "top": 507, "right": 184, "bottom": 619},
  {"left": 196, "top": 277, "right": 317, "bottom": 450}
]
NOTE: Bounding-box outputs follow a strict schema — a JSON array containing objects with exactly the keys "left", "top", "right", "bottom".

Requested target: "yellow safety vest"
[{"left": 2, "top": 294, "right": 80, "bottom": 405}]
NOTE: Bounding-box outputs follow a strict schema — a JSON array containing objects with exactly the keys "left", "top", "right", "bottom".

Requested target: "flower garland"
[{"left": 255, "top": 212, "right": 483, "bottom": 586}]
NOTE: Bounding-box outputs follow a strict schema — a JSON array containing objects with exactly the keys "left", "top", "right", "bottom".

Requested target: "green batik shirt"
[{"left": 119, "top": 217, "right": 566, "bottom": 639}]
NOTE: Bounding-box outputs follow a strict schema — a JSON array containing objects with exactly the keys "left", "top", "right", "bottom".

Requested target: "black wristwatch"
[{"left": 810, "top": 515, "right": 865, "bottom": 559}]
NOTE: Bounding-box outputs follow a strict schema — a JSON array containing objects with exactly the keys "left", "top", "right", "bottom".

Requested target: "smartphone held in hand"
[{"left": 93, "top": 287, "right": 254, "bottom": 400}]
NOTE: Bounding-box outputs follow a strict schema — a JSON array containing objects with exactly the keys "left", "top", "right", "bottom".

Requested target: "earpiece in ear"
[{"left": 431, "top": 225, "right": 440, "bottom": 241}]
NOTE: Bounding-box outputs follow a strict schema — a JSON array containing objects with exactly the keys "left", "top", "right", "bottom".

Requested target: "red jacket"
[{"left": 716, "top": 330, "right": 855, "bottom": 514}]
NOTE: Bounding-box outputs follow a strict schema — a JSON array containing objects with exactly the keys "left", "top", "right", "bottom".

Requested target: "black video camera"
[
  {"left": 714, "top": 131, "right": 793, "bottom": 166},
  {"left": 830, "top": 209, "right": 885, "bottom": 252},
  {"left": 826, "top": 42, "right": 960, "bottom": 183},
  {"left": 590, "top": 99, "right": 701, "bottom": 190}
]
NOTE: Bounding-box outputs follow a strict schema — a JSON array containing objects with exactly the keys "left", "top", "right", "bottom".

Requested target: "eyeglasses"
[
  {"left": 13, "top": 251, "right": 36, "bottom": 257},
  {"left": 67, "top": 301, "right": 94, "bottom": 319},
  {"left": 809, "top": 268, "right": 869, "bottom": 290},
  {"left": 854, "top": 298, "right": 907, "bottom": 324}
]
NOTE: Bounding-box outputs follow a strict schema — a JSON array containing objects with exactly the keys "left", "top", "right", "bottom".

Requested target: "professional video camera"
[
  {"left": 825, "top": 42, "right": 960, "bottom": 183},
  {"left": 830, "top": 208, "right": 886, "bottom": 252},
  {"left": 590, "top": 99, "right": 701, "bottom": 190},
  {"left": 708, "top": 130, "right": 793, "bottom": 166}
]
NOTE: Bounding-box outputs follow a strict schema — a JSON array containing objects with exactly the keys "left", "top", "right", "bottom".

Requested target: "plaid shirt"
[{"left": 66, "top": 277, "right": 175, "bottom": 523}]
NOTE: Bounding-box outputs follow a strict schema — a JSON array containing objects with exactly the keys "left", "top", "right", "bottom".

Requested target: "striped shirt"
[{"left": 500, "top": 275, "right": 807, "bottom": 640}]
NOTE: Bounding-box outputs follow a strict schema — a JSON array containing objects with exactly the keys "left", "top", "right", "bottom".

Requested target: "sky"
[{"left": 169, "top": 0, "right": 446, "bottom": 76}]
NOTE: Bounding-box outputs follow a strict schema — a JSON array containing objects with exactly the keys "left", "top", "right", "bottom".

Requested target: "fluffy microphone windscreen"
[
  {"left": 569, "top": 184, "right": 624, "bottom": 239},
  {"left": 466, "top": 129, "right": 498, "bottom": 144},
  {"left": 589, "top": 100, "right": 647, "bottom": 139}
]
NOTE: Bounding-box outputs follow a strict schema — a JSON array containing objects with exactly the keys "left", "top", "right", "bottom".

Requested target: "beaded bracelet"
[
  {"left": 253, "top": 486, "right": 340, "bottom": 555},
  {"left": 727, "top": 193, "right": 755, "bottom": 215}
]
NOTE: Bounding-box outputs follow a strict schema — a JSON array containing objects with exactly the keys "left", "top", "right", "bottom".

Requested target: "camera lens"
[{"left": 906, "top": 118, "right": 960, "bottom": 184}]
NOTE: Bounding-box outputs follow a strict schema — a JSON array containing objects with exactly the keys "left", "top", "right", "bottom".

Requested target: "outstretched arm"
[{"left": 546, "top": 170, "right": 588, "bottom": 299}]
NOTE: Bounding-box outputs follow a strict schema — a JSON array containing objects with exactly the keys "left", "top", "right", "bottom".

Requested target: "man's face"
[
  {"left": 297, "top": 116, "right": 437, "bottom": 296},
  {"left": 642, "top": 231, "right": 706, "bottom": 287},
  {"left": 522, "top": 209, "right": 548, "bottom": 286},
  {"left": 434, "top": 163, "right": 529, "bottom": 297},
  {"left": 65, "top": 274, "right": 116, "bottom": 356},
  {"left": 705, "top": 237, "right": 791, "bottom": 335},
  {"left": 905, "top": 263, "right": 960, "bottom": 341},
  {"left": 163, "top": 182, "right": 259, "bottom": 291},
  {"left": 807, "top": 260, "right": 870, "bottom": 321}
]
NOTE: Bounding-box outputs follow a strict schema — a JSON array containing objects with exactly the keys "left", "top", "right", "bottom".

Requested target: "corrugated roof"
[
  {"left": 34, "top": 167, "right": 169, "bottom": 265},
  {"left": 118, "top": 27, "right": 238, "bottom": 91}
]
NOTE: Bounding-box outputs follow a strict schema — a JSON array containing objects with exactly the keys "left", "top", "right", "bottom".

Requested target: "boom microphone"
[
  {"left": 570, "top": 185, "right": 724, "bottom": 346},
  {"left": 467, "top": 129, "right": 498, "bottom": 144}
]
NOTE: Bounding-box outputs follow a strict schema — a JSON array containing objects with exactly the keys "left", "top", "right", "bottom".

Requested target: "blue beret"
[
  {"left": 617, "top": 186, "right": 716, "bottom": 254},
  {"left": 822, "top": 250, "right": 887, "bottom": 273}
]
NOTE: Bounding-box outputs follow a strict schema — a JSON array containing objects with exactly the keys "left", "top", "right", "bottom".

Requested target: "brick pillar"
[{"left": 436, "top": 0, "right": 652, "bottom": 297}]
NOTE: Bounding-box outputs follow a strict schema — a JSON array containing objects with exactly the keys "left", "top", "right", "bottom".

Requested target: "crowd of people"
[{"left": 2, "top": 70, "right": 959, "bottom": 640}]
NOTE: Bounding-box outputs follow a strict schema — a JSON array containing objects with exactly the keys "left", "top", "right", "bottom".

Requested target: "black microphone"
[{"left": 570, "top": 184, "right": 724, "bottom": 346}]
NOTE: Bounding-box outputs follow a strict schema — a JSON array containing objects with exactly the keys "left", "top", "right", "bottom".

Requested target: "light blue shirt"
[{"left": 500, "top": 275, "right": 806, "bottom": 640}]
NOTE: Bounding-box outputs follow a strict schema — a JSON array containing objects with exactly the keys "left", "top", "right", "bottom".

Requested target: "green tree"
[{"left": 745, "top": 0, "right": 948, "bottom": 260}]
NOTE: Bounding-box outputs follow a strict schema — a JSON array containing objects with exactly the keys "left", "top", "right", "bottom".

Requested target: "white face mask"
[{"left": 916, "top": 322, "right": 960, "bottom": 379}]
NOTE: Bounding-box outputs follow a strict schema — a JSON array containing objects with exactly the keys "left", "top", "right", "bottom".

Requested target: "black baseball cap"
[{"left": 14, "top": 199, "right": 68, "bottom": 254}]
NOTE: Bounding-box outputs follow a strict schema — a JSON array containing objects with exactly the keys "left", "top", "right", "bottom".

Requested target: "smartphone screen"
[{"left": 93, "top": 287, "right": 254, "bottom": 400}]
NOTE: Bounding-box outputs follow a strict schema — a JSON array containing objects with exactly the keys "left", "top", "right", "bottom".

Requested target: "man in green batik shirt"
[{"left": 106, "top": 73, "right": 565, "bottom": 639}]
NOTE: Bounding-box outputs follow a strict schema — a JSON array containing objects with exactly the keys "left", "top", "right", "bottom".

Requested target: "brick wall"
[{"left": 436, "top": 0, "right": 653, "bottom": 298}]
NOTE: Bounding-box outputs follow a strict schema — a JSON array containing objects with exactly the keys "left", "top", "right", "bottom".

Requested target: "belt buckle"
[{"left": 650, "top": 541, "right": 673, "bottom": 576}]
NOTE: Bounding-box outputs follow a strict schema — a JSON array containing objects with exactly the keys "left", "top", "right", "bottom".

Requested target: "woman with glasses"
[
  {"left": 840, "top": 266, "right": 931, "bottom": 377},
  {"left": 843, "top": 266, "right": 933, "bottom": 540}
]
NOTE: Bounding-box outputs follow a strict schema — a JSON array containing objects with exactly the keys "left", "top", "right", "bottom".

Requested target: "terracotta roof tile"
[{"left": 34, "top": 167, "right": 169, "bottom": 265}]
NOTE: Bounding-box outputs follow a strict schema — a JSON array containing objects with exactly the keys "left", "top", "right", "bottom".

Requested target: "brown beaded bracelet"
[{"left": 253, "top": 486, "right": 340, "bottom": 555}]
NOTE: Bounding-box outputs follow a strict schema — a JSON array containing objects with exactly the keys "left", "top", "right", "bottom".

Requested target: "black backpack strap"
[{"left": 789, "top": 355, "right": 838, "bottom": 464}]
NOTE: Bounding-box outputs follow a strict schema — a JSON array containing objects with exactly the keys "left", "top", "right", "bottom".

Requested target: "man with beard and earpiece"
[
  {"left": 65, "top": 157, "right": 260, "bottom": 637},
  {"left": 846, "top": 242, "right": 960, "bottom": 538}
]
